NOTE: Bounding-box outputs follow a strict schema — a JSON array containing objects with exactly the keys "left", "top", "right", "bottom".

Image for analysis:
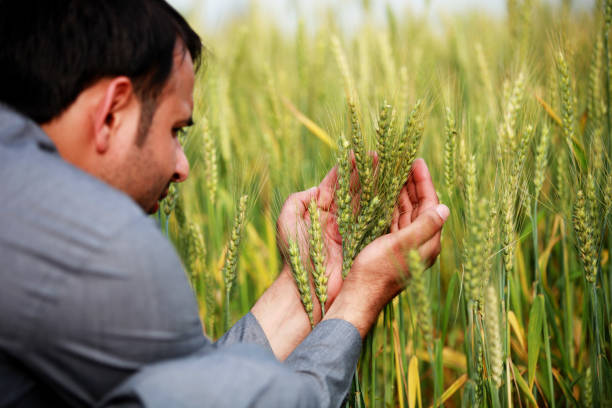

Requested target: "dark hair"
[{"left": 0, "top": 0, "right": 202, "bottom": 143}]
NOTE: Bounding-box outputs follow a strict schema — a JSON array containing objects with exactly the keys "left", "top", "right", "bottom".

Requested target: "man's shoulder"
[
  {"left": 0, "top": 107, "right": 205, "bottom": 404},
  {"left": 0, "top": 104, "right": 155, "bottom": 262}
]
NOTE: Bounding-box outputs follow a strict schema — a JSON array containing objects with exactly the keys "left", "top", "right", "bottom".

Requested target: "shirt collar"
[{"left": 0, "top": 102, "right": 57, "bottom": 152}]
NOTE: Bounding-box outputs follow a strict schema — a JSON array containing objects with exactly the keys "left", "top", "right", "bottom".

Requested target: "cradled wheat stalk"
[
  {"left": 331, "top": 36, "right": 426, "bottom": 278},
  {"left": 336, "top": 98, "right": 425, "bottom": 278},
  {"left": 288, "top": 238, "right": 315, "bottom": 327},
  {"left": 308, "top": 199, "right": 328, "bottom": 316},
  {"left": 287, "top": 200, "right": 331, "bottom": 324},
  {"left": 336, "top": 133, "right": 353, "bottom": 277}
]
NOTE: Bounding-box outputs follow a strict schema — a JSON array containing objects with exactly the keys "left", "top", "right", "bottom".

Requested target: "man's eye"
[
  {"left": 173, "top": 127, "right": 189, "bottom": 146},
  {"left": 172, "top": 127, "right": 186, "bottom": 138}
]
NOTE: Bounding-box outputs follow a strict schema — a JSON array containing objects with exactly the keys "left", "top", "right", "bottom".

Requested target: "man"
[{"left": 0, "top": 1, "right": 448, "bottom": 407}]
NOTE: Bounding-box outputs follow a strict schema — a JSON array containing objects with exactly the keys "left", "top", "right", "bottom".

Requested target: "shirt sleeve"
[
  {"left": 98, "top": 319, "right": 362, "bottom": 408},
  {"left": 214, "top": 312, "right": 274, "bottom": 354}
]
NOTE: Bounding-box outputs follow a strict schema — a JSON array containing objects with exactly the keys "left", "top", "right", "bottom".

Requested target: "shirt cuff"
[
  {"left": 214, "top": 312, "right": 274, "bottom": 355},
  {"left": 284, "top": 318, "right": 362, "bottom": 407},
  {"left": 286, "top": 318, "right": 362, "bottom": 368}
]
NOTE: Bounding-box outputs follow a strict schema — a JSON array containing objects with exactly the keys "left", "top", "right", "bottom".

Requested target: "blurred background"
[
  {"left": 161, "top": 0, "right": 612, "bottom": 406},
  {"left": 169, "top": 0, "right": 594, "bottom": 34}
]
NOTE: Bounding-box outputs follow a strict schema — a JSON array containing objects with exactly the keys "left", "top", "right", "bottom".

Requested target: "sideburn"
[{"left": 135, "top": 96, "right": 159, "bottom": 146}]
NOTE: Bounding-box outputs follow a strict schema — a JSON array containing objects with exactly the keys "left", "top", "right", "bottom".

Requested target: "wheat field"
[{"left": 159, "top": 1, "right": 612, "bottom": 406}]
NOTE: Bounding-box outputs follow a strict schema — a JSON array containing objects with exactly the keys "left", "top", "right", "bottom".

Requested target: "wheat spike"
[
  {"left": 202, "top": 116, "right": 218, "bottom": 204},
  {"left": 222, "top": 195, "right": 248, "bottom": 296},
  {"left": 444, "top": 107, "right": 457, "bottom": 194},
  {"left": 484, "top": 285, "right": 503, "bottom": 388},
  {"left": 288, "top": 238, "right": 314, "bottom": 327},
  {"left": 308, "top": 199, "right": 328, "bottom": 316},
  {"left": 534, "top": 123, "right": 550, "bottom": 199}
]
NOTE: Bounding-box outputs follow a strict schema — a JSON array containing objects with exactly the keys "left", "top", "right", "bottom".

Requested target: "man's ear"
[{"left": 93, "top": 77, "right": 134, "bottom": 153}]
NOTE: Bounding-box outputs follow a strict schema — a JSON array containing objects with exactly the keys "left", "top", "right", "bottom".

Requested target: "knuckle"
[
  {"left": 428, "top": 209, "right": 444, "bottom": 228},
  {"left": 397, "top": 234, "right": 416, "bottom": 253},
  {"left": 423, "top": 211, "right": 439, "bottom": 229}
]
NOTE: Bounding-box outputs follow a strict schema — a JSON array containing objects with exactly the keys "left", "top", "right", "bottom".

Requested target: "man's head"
[{"left": 0, "top": 0, "right": 202, "bottom": 213}]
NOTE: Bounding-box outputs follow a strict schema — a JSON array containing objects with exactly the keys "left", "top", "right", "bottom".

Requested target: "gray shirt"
[{"left": 0, "top": 104, "right": 362, "bottom": 407}]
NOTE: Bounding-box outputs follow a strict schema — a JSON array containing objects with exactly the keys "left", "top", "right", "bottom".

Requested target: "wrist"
[
  {"left": 251, "top": 264, "right": 322, "bottom": 360},
  {"left": 322, "top": 276, "right": 388, "bottom": 338},
  {"left": 278, "top": 262, "right": 325, "bottom": 323}
]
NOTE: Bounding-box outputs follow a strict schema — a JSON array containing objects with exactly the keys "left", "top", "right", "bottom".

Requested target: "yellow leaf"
[
  {"left": 535, "top": 93, "right": 584, "bottom": 154},
  {"left": 511, "top": 338, "right": 528, "bottom": 363},
  {"left": 508, "top": 310, "right": 526, "bottom": 351},
  {"left": 602, "top": 249, "right": 609, "bottom": 267},
  {"left": 416, "top": 347, "right": 466, "bottom": 372},
  {"left": 429, "top": 374, "right": 468, "bottom": 408},
  {"left": 246, "top": 223, "right": 265, "bottom": 247},
  {"left": 511, "top": 361, "right": 538, "bottom": 406},
  {"left": 281, "top": 96, "right": 335, "bottom": 149},
  {"left": 537, "top": 214, "right": 562, "bottom": 284},
  {"left": 534, "top": 94, "right": 562, "bottom": 126},
  {"left": 408, "top": 355, "right": 420, "bottom": 408},
  {"left": 392, "top": 320, "right": 407, "bottom": 408}
]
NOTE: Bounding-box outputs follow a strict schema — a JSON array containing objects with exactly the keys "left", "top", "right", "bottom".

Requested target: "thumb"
[
  {"left": 279, "top": 187, "right": 318, "bottom": 220},
  {"left": 394, "top": 204, "right": 449, "bottom": 249},
  {"left": 276, "top": 186, "right": 319, "bottom": 242}
]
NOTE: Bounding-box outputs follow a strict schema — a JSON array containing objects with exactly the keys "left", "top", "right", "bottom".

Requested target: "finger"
[
  {"left": 368, "top": 150, "right": 379, "bottom": 170},
  {"left": 321, "top": 210, "right": 343, "bottom": 245},
  {"left": 397, "top": 185, "right": 413, "bottom": 229},
  {"left": 277, "top": 187, "right": 319, "bottom": 240},
  {"left": 393, "top": 204, "right": 449, "bottom": 251},
  {"left": 410, "top": 158, "right": 439, "bottom": 217},
  {"left": 390, "top": 205, "right": 400, "bottom": 233},
  {"left": 417, "top": 231, "right": 442, "bottom": 268},
  {"left": 406, "top": 171, "right": 418, "bottom": 216},
  {"left": 348, "top": 152, "right": 360, "bottom": 193},
  {"left": 317, "top": 166, "right": 338, "bottom": 210}
]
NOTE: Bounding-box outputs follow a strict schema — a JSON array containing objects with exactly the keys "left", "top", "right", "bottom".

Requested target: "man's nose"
[{"left": 172, "top": 147, "right": 190, "bottom": 183}]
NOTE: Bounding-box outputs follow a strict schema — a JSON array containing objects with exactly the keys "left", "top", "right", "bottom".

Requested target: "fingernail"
[{"left": 435, "top": 204, "right": 450, "bottom": 222}]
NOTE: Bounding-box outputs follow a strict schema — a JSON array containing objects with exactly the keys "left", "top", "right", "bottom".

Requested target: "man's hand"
[
  {"left": 323, "top": 158, "right": 448, "bottom": 337},
  {"left": 273, "top": 152, "right": 379, "bottom": 316},
  {"left": 253, "top": 158, "right": 447, "bottom": 358},
  {"left": 274, "top": 166, "right": 346, "bottom": 316},
  {"left": 251, "top": 167, "right": 346, "bottom": 360}
]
